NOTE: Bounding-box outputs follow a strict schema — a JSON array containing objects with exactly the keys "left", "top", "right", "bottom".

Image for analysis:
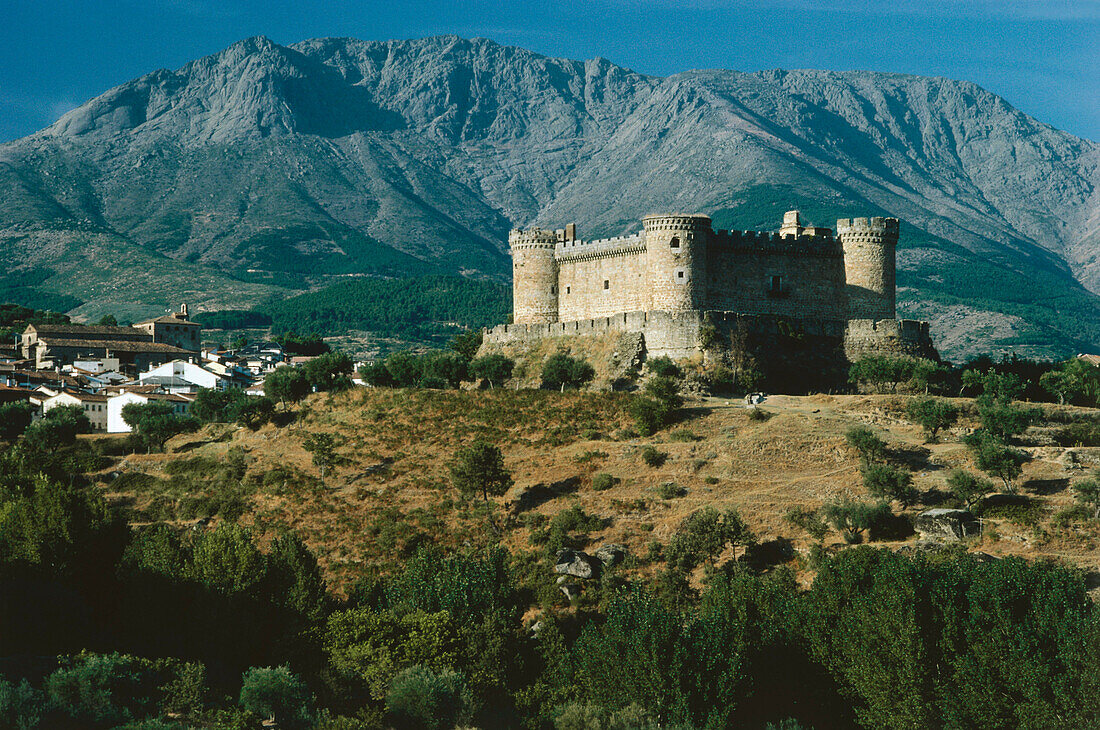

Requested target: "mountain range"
[{"left": 1, "top": 34, "right": 1098, "bottom": 360}]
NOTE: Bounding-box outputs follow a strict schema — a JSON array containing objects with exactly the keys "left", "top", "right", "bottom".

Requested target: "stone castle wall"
[{"left": 511, "top": 212, "right": 895, "bottom": 325}]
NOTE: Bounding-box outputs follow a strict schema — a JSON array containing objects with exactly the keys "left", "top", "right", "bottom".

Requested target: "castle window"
[
  {"left": 670, "top": 236, "right": 680, "bottom": 249},
  {"left": 767, "top": 275, "right": 788, "bottom": 298},
  {"left": 603, "top": 280, "right": 610, "bottom": 290},
  {"left": 566, "top": 286, "right": 570, "bottom": 294},
  {"left": 550, "top": 286, "right": 556, "bottom": 295}
]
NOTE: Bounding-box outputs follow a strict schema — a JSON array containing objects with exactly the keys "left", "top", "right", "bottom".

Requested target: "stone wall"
[{"left": 556, "top": 235, "right": 648, "bottom": 321}]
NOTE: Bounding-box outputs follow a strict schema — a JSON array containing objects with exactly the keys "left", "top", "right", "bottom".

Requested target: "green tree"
[
  {"left": 906, "top": 397, "right": 958, "bottom": 442},
  {"left": 267, "top": 532, "right": 328, "bottom": 622},
  {"left": 22, "top": 404, "right": 91, "bottom": 451},
  {"left": 0, "top": 677, "right": 47, "bottom": 730},
  {"left": 0, "top": 476, "right": 127, "bottom": 580},
  {"left": 359, "top": 361, "right": 396, "bottom": 388},
  {"left": 849, "top": 355, "right": 917, "bottom": 393},
  {"left": 385, "top": 666, "right": 468, "bottom": 730},
  {"left": 977, "top": 397, "right": 1038, "bottom": 442},
  {"left": 95, "top": 314, "right": 119, "bottom": 326},
  {"left": 324, "top": 608, "right": 459, "bottom": 702},
  {"left": 862, "top": 462, "right": 919, "bottom": 508},
  {"left": 470, "top": 354, "right": 514, "bottom": 388},
  {"left": 450, "top": 441, "right": 512, "bottom": 504},
  {"left": 946, "top": 469, "right": 992, "bottom": 510},
  {"left": 264, "top": 366, "right": 311, "bottom": 408},
  {"left": 448, "top": 329, "right": 483, "bottom": 360},
  {"left": 186, "top": 523, "right": 266, "bottom": 597},
  {"left": 239, "top": 666, "right": 312, "bottom": 729},
  {"left": 822, "top": 498, "right": 892, "bottom": 544},
  {"left": 0, "top": 401, "right": 35, "bottom": 441},
  {"left": 665, "top": 506, "right": 756, "bottom": 571},
  {"left": 120, "top": 401, "right": 200, "bottom": 452},
  {"left": 630, "top": 376, "right": 683, "bottom": 436},
  {"left": 419, "top": 350, "right": 469, "bottom": 389},
  {"left": 844, "top": 425, "right": 887, "bottom": 463},
  {"left": 541, "top": 354, "right": 595, "bottom": 391},
  {"left": 385, "top": 351, "right": 424, "bottom": 388},
  {"left": 302, "top": 432, "right": 341, "bottom": 486},
  {"left": 301, "top": 351, "right": 354, "bottom": 392},
  {"left": 234, "top": 396, "right": 275, "bottom": 430},
  {"left": 964, "top": 431, "right": 1027, "bottom": 492}
]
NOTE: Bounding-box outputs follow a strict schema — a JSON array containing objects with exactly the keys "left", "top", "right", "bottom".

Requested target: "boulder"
[
  {"left": 914, "top": 509, "right": 980, "bottom": 541},
  {"left": 554, "top": 549, "right": 601, "bottom": 579},
  {"left": 594, "top": 543, "right": 628, "bottom": 568}
]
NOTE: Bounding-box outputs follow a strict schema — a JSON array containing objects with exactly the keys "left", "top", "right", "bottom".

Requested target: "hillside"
[
  {"left": 1, "top": 35, "right": 1099, "bottom": 357},
  {"left": 105, "top": 388, "right": 1100, "bottom": 590}
]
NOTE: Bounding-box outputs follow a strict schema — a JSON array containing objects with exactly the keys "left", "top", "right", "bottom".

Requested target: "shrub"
[
  {"left": 1052, "top": 420, "right": 1100, "bottom": 447},
  {"left": 0, "top": 401, "right": 35, "bottom": 440},
  {"left": 630, "top": 397, "right": 669, "bottom": 437},
  {"left": 747, "top": 408, "right": 770, "bottom": 422},
  {"left": 591, "top": 473, "right": 617, "bottom": 491},
  {"left": 785, "top": 506, "right": 829, "bottom": 541},
  {"left": 647, "top": 356, "right": 682, "bottom": 379},
  {"left": 385, "top": 666, "right": 467, "bottom": 730},
  {"left": 641, "top": 447, "right": 667, "bottom": 468},
  {"left": 239, "top": 665, "right": 312, "bottom": 729},
  {"left": 668, "top": 429, "right": 699, "bottom": 442},
  {"left": 657, "top": 483, "right": 686, "bottom": 500},
  {"left": 1073, "top": 474, "right": 1100, "bottom": 519},
  {"left": 531, "top": 505, "right": 604, "bottom": 553}
]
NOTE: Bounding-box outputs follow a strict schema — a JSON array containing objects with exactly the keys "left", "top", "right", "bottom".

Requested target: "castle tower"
[
  {"left": 837, "top": 216, "right": 898, "bottom": 320},
  {"left": 510, "top": 228, "right": 560, "bottom": 323},
  {"left": 643, "top": 214, "right": 711, "bottom": 313}
]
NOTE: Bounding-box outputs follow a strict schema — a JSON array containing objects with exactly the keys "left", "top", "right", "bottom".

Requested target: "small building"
[
  {"left": 139, "top": 360, "right": 227, "bottom": 391},
  {"left": 21, "top": 324, "right": 194, "bottom": 372},
  {"left": 42, "top": 391, "right": 109, "bottom": 432},
  {"left": 106, "top": 391, "right": 193, "bottom": 434},
  {"left": 133, "top": 304, "right": 202, "bottom": 353}
]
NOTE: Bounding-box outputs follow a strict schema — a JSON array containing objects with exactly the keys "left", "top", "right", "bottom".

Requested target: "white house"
[
  {"left": 139, "top": 360, "right": 227, "bottom": 392},
  {"left": 42, "top": 391, "right": 110, "bottom": 432},
  {"left": 106, "top": 391, "right": 193, "bottom": 433}
]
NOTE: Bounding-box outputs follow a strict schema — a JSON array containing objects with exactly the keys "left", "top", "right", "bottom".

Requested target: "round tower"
[
  {"left": 510, "top": 228, "right": 560, "bottom": 324},
  {"left": 838, "top": 216, "right": 898, "bottom": 320},
  {"left": 643, "top": 214, "right": 711, "bottom": 313}
]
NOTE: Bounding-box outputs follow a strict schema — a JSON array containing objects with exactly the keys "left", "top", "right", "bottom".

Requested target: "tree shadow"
[
  {"left": 1023, "top": 478, "right": 1069, "bottom": 496},
  {"left": 509, "top": 476, "right": 582, "bottom": 514}
]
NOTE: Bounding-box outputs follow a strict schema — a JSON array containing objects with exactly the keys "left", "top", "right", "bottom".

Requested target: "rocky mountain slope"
[{"left": 1, "top": 35, "right": 1098, "bottom": 358}]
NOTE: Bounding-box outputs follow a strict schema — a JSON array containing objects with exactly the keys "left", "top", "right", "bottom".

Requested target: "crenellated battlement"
[
  {"left": 555, "top": 233, "right": 646, "bottom": 262},
  {"left": 836, "top": 216, "right": 899, "bottom": 235},
  {"left": 711, "top": 229, "right": 842, "bottom": 257}
]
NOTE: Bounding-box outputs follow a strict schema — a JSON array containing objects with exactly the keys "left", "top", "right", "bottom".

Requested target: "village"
[{"left": 0, "top": 304, "right": 331, "bottom": 434}]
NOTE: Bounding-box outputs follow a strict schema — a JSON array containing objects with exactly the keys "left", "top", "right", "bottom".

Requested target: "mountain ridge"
[{"left": 1, "top": 35, "right": 1098, "bottom": 359}]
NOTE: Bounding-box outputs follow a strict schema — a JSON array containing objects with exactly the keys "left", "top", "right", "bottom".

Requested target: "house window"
[
  {"left": 603, "top": 280, "right": 610, "bottom": 290},
  {"left": 670, "top": 236, "right": 680, "bottom": 249}
]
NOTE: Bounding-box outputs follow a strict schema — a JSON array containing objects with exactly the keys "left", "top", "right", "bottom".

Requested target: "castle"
[{"left": 484, "top": 210, "right": 936, "bottom": 379}]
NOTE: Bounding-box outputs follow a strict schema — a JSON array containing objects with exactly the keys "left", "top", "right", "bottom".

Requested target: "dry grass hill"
[{"left": 94, "top": 387, "right": 1100, "bottom": 596}]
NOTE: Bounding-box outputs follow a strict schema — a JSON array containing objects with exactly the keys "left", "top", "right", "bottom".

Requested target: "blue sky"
[{"left": 2, "top": 0, "right": 1098, "bottom": 142}]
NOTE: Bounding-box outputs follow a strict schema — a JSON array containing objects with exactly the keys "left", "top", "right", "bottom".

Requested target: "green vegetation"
[
  {"left": 640, "top": 447, "right": 667, "bottom": 468},
  {"left": 541, "top": 354, "right": 596, "bottom": 391},
  {"left": 121, "top": 401, "right": 201, "bottom": 452},
  {"left": 193, "top": 310, "right": 273, "bottom": 330},
  {"left": 266, "top": 276, "right": 510, "bottom": 342},
  {"left": 905, "top": 398, "right": 958, "bottom": 441},
  {"left": 631, "top": 376, "right": 684, "bottom": 436},
  {"left": 861, "top": 462, "right": 918, "bottom": 508},
  {"left": 665, "top": 507, "right": 755, "bottom": 571}
]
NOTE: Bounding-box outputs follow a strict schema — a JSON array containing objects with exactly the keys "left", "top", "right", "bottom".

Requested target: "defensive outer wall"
[{"left": 485, "top": 211, "right": 936, "bottom": 379}]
